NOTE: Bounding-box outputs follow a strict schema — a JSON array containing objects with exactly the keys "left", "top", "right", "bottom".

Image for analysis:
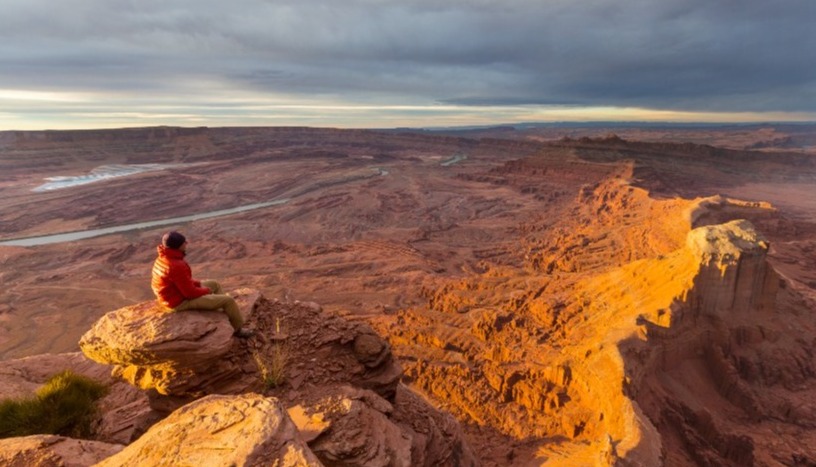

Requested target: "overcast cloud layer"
[{"left": 1, "top": 0, "right": 815, "bottom": 129}]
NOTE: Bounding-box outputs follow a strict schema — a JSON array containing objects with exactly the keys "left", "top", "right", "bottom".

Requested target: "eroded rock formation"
[
  {"left": 685, "top": 219, "right": 779, "bottom": 316},
  {"left": 78, "top": 288, "right": 262, "bottom": 411},
  {"left": 623, "top": 219, "right": 816, "bottom": 465},
  {"left": 287, "top": 385, "right": 476, "bottom": 467},
  {"left": 378, "top": 177, "right": 816, "bottom": 465}
]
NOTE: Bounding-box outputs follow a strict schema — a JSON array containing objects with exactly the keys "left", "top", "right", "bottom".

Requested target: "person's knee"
[{"left": 204, "top": 280, "right": 223, "bottom": 294}]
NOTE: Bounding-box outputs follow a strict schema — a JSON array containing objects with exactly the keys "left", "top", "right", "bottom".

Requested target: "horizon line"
[{"left": 2, "top": 120, "right": 816, "bottom": 134}]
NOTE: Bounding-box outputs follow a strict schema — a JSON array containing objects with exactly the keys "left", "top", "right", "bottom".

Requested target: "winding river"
[
  {"left": 3, "top": 166, "right": 396, "bottom": 247},
  {"left": 0, "top": 199, "right": 290, "bottom": 247}
]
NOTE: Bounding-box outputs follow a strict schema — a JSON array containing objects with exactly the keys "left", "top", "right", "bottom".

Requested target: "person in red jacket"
[{"left": 151, "top": 231, "right": 254, "bottom": 338}]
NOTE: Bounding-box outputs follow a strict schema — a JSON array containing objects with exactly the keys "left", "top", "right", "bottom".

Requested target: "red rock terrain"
[{"left": 1, "top": 126, "right": 816, "bottom": 465}]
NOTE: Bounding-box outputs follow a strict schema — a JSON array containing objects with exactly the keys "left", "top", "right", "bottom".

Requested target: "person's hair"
[{"left": 162, "top": 231, "right": 186, "bottom": 250}]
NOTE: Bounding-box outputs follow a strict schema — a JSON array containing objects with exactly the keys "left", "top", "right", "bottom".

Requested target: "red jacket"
[{"left": 151, "top": 245, "right": 210, "bottom": 308}]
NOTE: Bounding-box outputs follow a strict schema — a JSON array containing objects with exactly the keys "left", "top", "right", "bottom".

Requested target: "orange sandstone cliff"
[{"left": 376, "top": 174, "right": 816, "bottom": 465}]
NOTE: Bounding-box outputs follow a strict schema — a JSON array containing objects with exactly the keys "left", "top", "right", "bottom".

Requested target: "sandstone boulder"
[
  {"left": 96, "top": 393, "right": 321, "bottom": 467},
  {"left": 0, "top": 435, "right": 123, "bottom": 467},
  {"left": 291, "top": 387, "right": 413, "bottom": 467},
  {"left": 80, "top": 288, "right": 260, "bottom": 366},
  {"left": 286, "top": 385, "right": 477, "bottom": 467},
  {"left": 79, "top": 299, "right": 234, "bottom": 366},
  {"left": 78, "top": 288, "right": 262, "bottom": 408}
]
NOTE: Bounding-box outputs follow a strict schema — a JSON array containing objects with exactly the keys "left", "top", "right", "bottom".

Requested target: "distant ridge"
[{"left": 407, "top": 120, "right": 816, "bottom": 132}]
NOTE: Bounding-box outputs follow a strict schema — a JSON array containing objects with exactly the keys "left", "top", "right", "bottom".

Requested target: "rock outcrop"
[
  {"left": 97, "top": 393, "right": 321, "bottom": 467},
  {"left": 379, "top": 177, "right": 816, "bottom": 465},
  {"left": 531, "top": 217, "right": 794, "bottom": 465},
  {"left": 255, "top": 299, "right": 404, "bottom": 401},
  {"left": 685, "top": 219, "right": 779, "bottom": 316},
  {"left": 40, "top": 292, "right": 476, "bottom": 466},
  {"left": 624, "top": 219, "right": 816, "bottom": 465},
  {"left": 287, "top": 385, "right": 477, "bottom": 467},
  {"left": 291, "top": 387, "right": 413, "bottom": 466},
  {"left": 250, "top": 298, "right": 478, "bottom": 466},
  {"left": 79, "top": 288, "right": 262, "bottom": 411},
  {"left": 0, "top": 435, "right": 122, "bottom": 467}
]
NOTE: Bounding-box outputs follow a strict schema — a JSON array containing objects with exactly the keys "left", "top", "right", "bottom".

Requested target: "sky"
[{"left": 1, "top": 0, "right": 815, "bottom": 130}]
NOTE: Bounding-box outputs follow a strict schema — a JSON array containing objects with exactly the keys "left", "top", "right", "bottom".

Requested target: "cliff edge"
[{"left": 0, "top": 293, "right": 478, "bottom": 466}]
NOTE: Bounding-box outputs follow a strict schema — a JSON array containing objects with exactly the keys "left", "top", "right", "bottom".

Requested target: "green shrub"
[{"left": 0, "top": 370, "right": 108, "bottom": 439}]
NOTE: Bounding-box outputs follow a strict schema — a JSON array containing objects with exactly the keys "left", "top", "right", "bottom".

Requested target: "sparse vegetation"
[
  {"left": 252, "top": 318, "right": 290, "bottom": 389},
  {"left": 0, "top": 370, "right": 108, "bottom": 439}
]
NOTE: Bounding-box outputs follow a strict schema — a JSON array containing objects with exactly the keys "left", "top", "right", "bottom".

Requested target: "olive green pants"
[{"left": 173, "top": 280, "right": 243, "bottom": 331}]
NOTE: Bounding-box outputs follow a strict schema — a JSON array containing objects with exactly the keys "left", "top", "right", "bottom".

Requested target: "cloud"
[{"left": 0, "top": 0, "right": 814, "bottom": 128}]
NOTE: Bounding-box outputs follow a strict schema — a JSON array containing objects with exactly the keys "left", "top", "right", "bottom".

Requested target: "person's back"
[
  {"left": 151, "top": 231, "right": 254, "bottom": 338},
  {"left": 152, "top": 237, "right": 210, "bottom": 309}
]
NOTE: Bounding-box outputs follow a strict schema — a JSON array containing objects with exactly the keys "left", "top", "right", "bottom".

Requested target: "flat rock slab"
[
  {"left": 79, "top": 288, "right": 261, "bottom": 367},
  {"left": 0, "top": 435, "right": 123, "bottom": 467}
]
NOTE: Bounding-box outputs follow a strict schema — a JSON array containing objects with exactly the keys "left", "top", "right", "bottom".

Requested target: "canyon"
[{"left": 1, "top": 125, "right": 816, "bottom": 465}]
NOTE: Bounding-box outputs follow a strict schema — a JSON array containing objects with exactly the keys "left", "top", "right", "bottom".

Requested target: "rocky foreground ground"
[
  {"left": 1, "top": 126, "right": 816, "bottom": 465},
  {"left": 1, "top": 290, "right": 476, "bottom": 466}
]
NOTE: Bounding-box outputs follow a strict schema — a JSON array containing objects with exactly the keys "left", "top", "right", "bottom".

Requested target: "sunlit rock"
[{"left": 96, "top": 394, "right": 321, "bottom": 467}]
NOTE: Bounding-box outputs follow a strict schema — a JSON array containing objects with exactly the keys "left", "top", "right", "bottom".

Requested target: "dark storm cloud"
[{"left": 1, "top": 0, "right": 815, "bottom": 118}]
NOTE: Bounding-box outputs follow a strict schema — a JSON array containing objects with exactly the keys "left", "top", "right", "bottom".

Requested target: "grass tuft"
[
  {"left": 0, "top": 370, "right": 108, "bottom": 439},
  {"left": 252, "top": 343, "right": 290, "bottom": 389},
  {"left": 252, "top": 319, "right": 290, "bottom": 389}
]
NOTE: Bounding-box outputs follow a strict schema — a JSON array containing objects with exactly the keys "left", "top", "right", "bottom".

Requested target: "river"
[{"left": 0, "top": 198, "right": 290, "bottom": 247}]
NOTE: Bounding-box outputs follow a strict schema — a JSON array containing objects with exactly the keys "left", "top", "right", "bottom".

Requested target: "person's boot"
[{"left": 234, "top": 328, "right": 255, "bottom": 338}]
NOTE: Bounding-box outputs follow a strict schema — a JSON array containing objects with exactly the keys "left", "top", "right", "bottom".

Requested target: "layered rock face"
[
  {"left": 535, "top": 217, "right": 810, "bottom": 465},
  {"left": 626, "top": 219, "right": 816, "bottom": 466},
  {"left": 685, "top": 219, "right": 779, "bottom": 317},
  {"left": 379, "top": 177, "right": 816, "bottom": 465},
  {"left": 79, "top": 288, "right": 262, "bottom": 410}
]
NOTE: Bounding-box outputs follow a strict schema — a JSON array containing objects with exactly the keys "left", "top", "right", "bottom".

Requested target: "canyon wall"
[{"left": 379, "top": 177, "right": 816, "bottom": 465}]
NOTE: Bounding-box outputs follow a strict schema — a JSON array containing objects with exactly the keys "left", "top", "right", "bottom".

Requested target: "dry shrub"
[
  {"left": 253, "top": 343, "right": 290, "bottom": 389},
  {"left": 252, "top": 318, "right": 290, "bottom": 389}
]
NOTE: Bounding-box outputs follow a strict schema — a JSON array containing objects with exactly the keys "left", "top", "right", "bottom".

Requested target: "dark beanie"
[{"left": 162, "top": 231, "right": 186, "bottom": 250}]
